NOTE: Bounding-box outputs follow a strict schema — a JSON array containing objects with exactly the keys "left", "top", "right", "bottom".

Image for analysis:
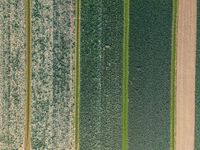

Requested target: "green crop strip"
[
  {"left": 122, "top": 0, "right": 129, "bottom": 150},
  {"left": 75, "top": 0, "right": 81, "bottom": 150},
  {"left": 24, "top": 0, "right": 32, "bottom": 149},
  {"left": 170, "top": 0, "right": 178, "bottom": 150}
]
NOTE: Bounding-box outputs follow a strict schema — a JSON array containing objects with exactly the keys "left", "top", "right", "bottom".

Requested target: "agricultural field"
[{"left": 0, "top": 0, "right": 198, "bottom": 150}]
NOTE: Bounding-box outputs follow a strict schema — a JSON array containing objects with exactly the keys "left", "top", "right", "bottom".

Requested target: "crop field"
[{"left": 0, "top": 0, "right": 198, "bottom": 150}]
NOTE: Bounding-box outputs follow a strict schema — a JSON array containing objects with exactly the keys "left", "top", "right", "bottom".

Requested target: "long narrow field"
[
  {"left": 79, "top": 0, "right": 124, "bottom": 149},
  {"left": 128, "top": 0, "right": 173, "bottom": 149},
  {"left": 31, "top": 0, "right": 75, "bottom": 149},
  {"left": 0, "top": 0, "right": 26, "bottom": 149},
  {"left": 176, "top": 0, "right": 196, "bottom": 150}
]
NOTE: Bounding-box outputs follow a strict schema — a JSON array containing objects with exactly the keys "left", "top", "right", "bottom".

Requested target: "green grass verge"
[
  {"left": 24, "top": 0, "right": 32, "bottom": 149},
  {"left": 122, "top": 0, "right": 130, "bottom": 150},
  {"left": 170, "top": 0, "right": 178, "bottom": 150},
  {"left": 75, "top": 0, "right": 81, "bottom": 150}
]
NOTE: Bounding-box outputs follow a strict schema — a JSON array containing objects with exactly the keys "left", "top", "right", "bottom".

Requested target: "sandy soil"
[{"left": 176, "top": 0, "right": 196, "bottom": 150}]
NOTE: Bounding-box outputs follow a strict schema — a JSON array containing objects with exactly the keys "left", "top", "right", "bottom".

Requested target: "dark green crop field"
[
  {"left": 80, "top": 0, "right": 123, "bottom": 149},
  {"left": 128, "top": 0, "right": 172, "bottom": 149}
]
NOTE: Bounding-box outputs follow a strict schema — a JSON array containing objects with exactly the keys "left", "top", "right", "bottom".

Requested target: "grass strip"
[
  {"left": 75, "top": 0, "right": 81, "bottom": 150},
  {"left": 122, "top": 0, "right": 130, "bottom": 150},
  {"left": 24, "top": 0, "right": 32, "bottom": 149},
  {"left": 170, "top": 0, "right": 178, "bottom": 150}
]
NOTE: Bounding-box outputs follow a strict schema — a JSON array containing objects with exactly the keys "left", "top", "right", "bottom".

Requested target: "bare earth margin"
[{"left": 176, "top": 0, "right": 196, "bottom": 150}]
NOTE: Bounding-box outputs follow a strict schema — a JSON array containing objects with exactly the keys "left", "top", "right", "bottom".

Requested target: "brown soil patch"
[{"left": 176, "top": 0, "right": 196, "bottom": 149}]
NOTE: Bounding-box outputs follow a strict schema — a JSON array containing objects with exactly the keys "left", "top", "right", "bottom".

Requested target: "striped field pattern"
[{"left": 0, "top": 0, "right": 199, "bottom": 150}]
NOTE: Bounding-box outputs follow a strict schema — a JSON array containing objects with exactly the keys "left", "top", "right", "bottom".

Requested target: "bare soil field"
[{"left": 176, "top": 0, "right": 196, "bottom": 149}]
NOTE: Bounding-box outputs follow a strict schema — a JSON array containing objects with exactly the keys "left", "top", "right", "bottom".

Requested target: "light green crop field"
[
  {"left": 31, "top": 0, "right": 75, "bottom": 149},
  {"left": 0, "top": 0, "right": 26, "bottom": 149}
]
